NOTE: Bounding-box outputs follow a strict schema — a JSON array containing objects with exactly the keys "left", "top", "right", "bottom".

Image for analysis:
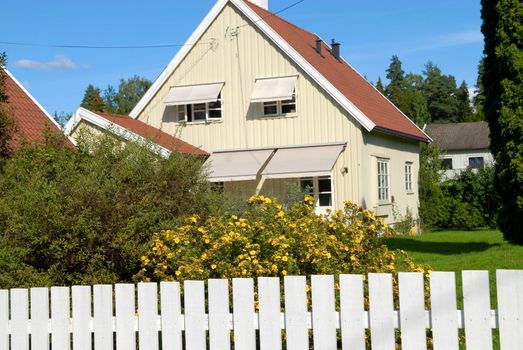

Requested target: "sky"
[{"left": 1, "top": 0, "right": 484, "bottom": 117}]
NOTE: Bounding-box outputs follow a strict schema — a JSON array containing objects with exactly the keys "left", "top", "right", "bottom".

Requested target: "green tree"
[
  {"left": 455, "top": 81, "right": 475, "bottom": 121},
  {"left": 385, "top": 55, "right": 405, "bottom": 102},
  {"left": 422, "top": 62, "right": 461, "bottom": 123},
  {"left": 0, "top": 132, "right": 222, "bottom": 286},
  {"left": 481, "top": 0, "right": 523, "bottom": 244},
  {"left": 0, "top": 53, "right": 17, "bottom": 166},
  {"left": 80, "top": 84, "right": 106, "bottom": 112},
  {"left": 375, "top": 77, "right": 385, "bottom": 94},
  {"left": 112, "top": 75, "right": 152, "bottom": 115},
  {"left": 418, "top": 143, "right": 446, "bottom": 228}
]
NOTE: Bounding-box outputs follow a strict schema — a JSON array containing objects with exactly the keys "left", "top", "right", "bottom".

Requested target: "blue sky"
[{"left": 1, "top": 0, "right": 483, "bottom": 116}]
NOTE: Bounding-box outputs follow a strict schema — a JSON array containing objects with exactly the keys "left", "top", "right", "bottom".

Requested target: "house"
[
  {"left": 67, "top": 0, "right": 430, "bottom": 222},
  {"left": 424, "top": 122, "right": 493, "bottom": 179},
  {"left": 1, "top": 68, "right": 71, "bottom": 148},
  {"left": 65, "top": 107, "right": 208, "bottom": 157}
]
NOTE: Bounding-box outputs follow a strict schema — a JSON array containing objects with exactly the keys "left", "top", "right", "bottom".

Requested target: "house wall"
[
  {"left": 440, "top": 149, "right": 494, "bottom": 179},
  {"left": 135, "top": 2, "right": 420, "bottom": 222}
]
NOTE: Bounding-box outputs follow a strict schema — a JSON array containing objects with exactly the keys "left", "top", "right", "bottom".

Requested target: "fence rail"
[{"left": 1, "top": 270, "right": 522, "bottom": 350}]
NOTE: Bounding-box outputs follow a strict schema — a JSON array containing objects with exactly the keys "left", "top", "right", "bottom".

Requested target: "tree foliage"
[
  {"left": 0, "top": 132, "right": 222, "bottom": 287},
  {"left": 0, "top": 53, "right": 17, "bottom": 166},
  {"left": 80, "top": 84, "right": 105, "bottom": 111},
  {"left": 481, "top": 0, "right": 523, "bottom": 244}
]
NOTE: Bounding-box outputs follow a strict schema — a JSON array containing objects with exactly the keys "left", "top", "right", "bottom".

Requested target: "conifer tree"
[{"left": 80, "top": 84, "right": 106, "bottom": 112}]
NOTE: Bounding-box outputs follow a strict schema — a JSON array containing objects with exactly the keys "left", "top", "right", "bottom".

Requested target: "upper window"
[
  {"left": 469, "top": 156, "right": 484, "bottom": 169},
  {"left": 262, "top": 94, "right": 296, "bottom": 117},
  {"left": 405, "top": 162, "right": 413, "bottom": 192},
  {"left": 377, "top": 158, "right": 390, "bottom": 202},
  {"left": 164, "top": 82, "right": 224, "bottom": 123},
  {"left": 441, "top": 158, "right": 453, "bottom": 170}
]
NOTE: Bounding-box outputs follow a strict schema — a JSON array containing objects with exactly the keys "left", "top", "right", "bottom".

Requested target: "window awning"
[
  {"left": 261, "top": 144, "right": 345, "bottom": 179},
  {"left": 204, "top": 149, "right": 274, "bottom": 182},
  {"left": 164, "top": 82, "right": 224, "bottom": 106},
  {"left": 250, "top": 76, "right": 297, "bottom": 103}
]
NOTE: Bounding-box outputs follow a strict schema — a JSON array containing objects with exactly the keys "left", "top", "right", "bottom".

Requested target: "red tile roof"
[
  {"left": 245, "top": 1, "right": 429, "bottom": 142},
  {"left": 2, "top": 69, "right": 70, "bottom": 148},
  {"left": 92, "top": 110, "right": 208, "bottom": 156}
]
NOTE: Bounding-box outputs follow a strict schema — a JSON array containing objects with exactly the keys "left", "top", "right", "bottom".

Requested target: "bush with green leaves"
[{"left": 0, "top": 131, "right": 222, "bottom": 287}]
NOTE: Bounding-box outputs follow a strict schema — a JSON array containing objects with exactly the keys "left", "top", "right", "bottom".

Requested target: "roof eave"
[{"left": 373, "top": 126, "right": 431, "bottom": 143}]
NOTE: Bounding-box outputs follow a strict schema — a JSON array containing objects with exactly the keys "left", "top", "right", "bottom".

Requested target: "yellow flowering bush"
[{"left": 135, "top": 195, "right": 425, "bottom": 282}]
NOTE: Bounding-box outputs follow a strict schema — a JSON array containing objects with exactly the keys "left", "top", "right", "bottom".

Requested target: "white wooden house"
[{"left": 66, "top": 0, "right": 430, "bottom": 222}]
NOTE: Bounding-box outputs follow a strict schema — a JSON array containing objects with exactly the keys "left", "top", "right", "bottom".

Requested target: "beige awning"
[
  {"left": 204, "top": 149, "right": 274, "bottom": 182},
  {"left": 164, "top": 82, "right": 224, "bottom": 106},
  {"left": 250, "top": 76, "right": 297, "bottom": 103},
  {"left": 261, "top": 144, "right": 345, "bottom": 179}
]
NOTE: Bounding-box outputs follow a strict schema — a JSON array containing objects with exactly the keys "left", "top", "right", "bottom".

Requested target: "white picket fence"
[{"left": 1, "top": 270, "right": 522, "bottom": 350}]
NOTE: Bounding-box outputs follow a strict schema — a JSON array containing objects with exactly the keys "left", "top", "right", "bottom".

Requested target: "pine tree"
[
  {"left": 375, "top": 77, "right": 385, "bottom": 94},
  {"left": 455, "top": 81, "right": 474, "bottom": 122},
  {"left": 0, "top": 53, "right": 17, "bottom": 164},
  {"left": 481, "top": 0, "right": 523, "bottom": 244},
  {"left": 80, "top": 85, "right": 106, "bottom": 112}
]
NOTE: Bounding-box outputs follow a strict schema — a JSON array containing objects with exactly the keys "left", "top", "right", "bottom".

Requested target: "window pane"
[
  {"left": 318, "top": 177, "right": 331, "bottom": 192},
  {"left": 263, "top": 103, "right": 278, "bottom": 115},
  {"left": 208, "top": 109, "right": 222, "bottom": 119},
  {"left": 281, "top": 97, "right": 296, "bottom": 114},
  {"left": 208, "top": 100, "right": 221, "bottom": 109},
  {"left": 469, "top": 157, "right": 484, "bottom": 169},
  {"left": 300, "top": 178, "right": 313, "bottom": 194},
  {"left": 193, "top": 103, "right": 206, "bottom": 120},
  {"left": 319, "top": 193, "right": 332, "bottom": 206},
  {"left": 177, "top": 105, "right": 186, "bottom": 121},
  {"left": 441, "top": 158, "right": 453, "bottom": 170}
]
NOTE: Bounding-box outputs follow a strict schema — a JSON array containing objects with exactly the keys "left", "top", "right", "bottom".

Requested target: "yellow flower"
[
  {"left": 175, "top": 270, "right": 181, "bottom": 276},
  {"left": 211, "top": 264, "right": 217, "bottom": 270},
  {"left": 282, "top": 270, "right": 287, "bottom": 276},
  {"left": 350, "top": 255, "right": 357, "bottom": 261},
  {"left": 282, "top": 256, "right": 288, "bottom": 262}
]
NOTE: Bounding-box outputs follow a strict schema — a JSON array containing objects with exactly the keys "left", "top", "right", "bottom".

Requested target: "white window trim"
[
  {"left": 377, "top": 158, "right": 390, "bottom": 204},
  {"left": 468, "top": 156, "right": 485, "bottom": 169},
  {"left": 300, "top": 175, "right": 333, "bottom": 213},
  {"left": 261, "top": 91, "right": 297, "bottom": 118},
  {"left": 405, "top": 162, "right": 413, "bottom": 194},
  {"left": 176, "top": 94, "right": 223, "bottom": 123}
]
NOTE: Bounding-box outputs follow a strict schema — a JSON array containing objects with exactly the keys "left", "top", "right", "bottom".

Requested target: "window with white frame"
[
  {"left": 377, "top": 158, "right": 390, "bottom": 202},
  {"left": 300, "top": 176, "right": 332, "bottom": 208},
  {"left": 176, "top": 93, "right": 223, "bottom": 123},
  {"left": 405, "top": 162, "right": 413, "bottom": 192},
  {"left": 468, "top": 156, "right": 484, "bottom": 169},
  {"left": 262, "top": 93, "right": 296, "bottom": 117}
]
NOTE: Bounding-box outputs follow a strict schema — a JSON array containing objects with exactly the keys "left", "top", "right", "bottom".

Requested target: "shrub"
[
  {"left": 136, "top": 196, "right": 426, "bottom": 282},
  {"left": 0, "top": 131, "right": 222, "bottom": 287}
]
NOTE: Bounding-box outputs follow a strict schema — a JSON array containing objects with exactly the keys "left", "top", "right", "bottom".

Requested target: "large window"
[
  {"left": 300, "top": 176, "right": 332, "bottom": 208},
  {"left": 176, "top": 93, "right": 223, "bottom": 122},
  {"left": 469, "top": 156, "right": 484, "bottom": 169},
  {"left": 405, "top": 162, "right": 413, "bottom": 192},
  {"left": 377, "top": 158, "right": 390, "bottom": 202},
  {"left": 262, "top": 94, "right": 296, "bottom": 117}
]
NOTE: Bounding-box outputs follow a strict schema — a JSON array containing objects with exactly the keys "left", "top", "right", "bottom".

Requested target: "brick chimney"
[{"left": 250, "top": 0, "right": 268, "bottom": 10}]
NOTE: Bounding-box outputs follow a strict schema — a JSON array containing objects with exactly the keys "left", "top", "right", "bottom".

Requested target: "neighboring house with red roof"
[
  {"left": 64, "top": 108, "right": 208, "bottom": 157},
  {"left": 2, "top": 68, "right": 71, "bottom": 149},
  {"left": 68, "top": 0, "right": 430, "bottom": 221}
]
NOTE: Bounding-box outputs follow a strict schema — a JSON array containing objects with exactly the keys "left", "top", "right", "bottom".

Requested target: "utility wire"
[{"left": 0, "top": 0, "right": 305, "bottom": 49}]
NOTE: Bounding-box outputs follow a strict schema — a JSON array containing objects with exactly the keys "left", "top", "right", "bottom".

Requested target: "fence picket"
[
  {"left": 72, "top": 286, "right": 91, "bottom": 350},
  {"left": 208, "top": 279, "right": 230, "bottom": 350},
  {"left": 398, "top": 272, "right": 426, "bottom": 350},
  {"left": 115, "top": 284, "right": 136, "bottom": 350},
  {"left": 496, "top": 270, "right": 523, "bottom": 350},
  {"left": 0, "top": 290, "right": 7, "bottom": 350},
  {"left": 184, "top": 281, "right": 206, "bottom": 349},
  {"left": 51, "top": 287, "right": 70, "bottom": 350},
  {"left": 10, "top": 289, "right": 28, "bottom": 350},
  {"left": 430, "top": 272, "right": 459, "bottom": 350},
  {"left": 283, "top": 276, "right": 308, "bottom": 350},
  {"left": 463, "top": 270, "right": 492, "bottom": 350},
  {"left": 369, "top": 273, "right": 395, "bottom": 350},
  {"left": 258, "top": 277, "right": 282, "bottom": 350},
  {"left": 138, "top": 283, "right": 159, "bottom": 350},
  {"left": 31, "top": 288, "right": 50, "bottom": 350},
  {"left": 160, "top": 281, "right": 183, "bottom": 350},
  {"left": 311, "top": 275, "right": 336, "bottom": 350},
  {"left": 233, "top": 278, "right": 256, "bottom": 350},
  {"left": 340, "top": 274, "right": 365, "bottom": 350},
  {"left": 94, "top": 285, "right": 113, "bottom": 350}
]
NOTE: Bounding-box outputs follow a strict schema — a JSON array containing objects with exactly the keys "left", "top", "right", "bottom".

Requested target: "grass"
[
  {"left": 385, "top": 229, "right": 523, "bottom": 308},
  {"left": 384, "top": 229, "right": 523, "bottom": 349}
]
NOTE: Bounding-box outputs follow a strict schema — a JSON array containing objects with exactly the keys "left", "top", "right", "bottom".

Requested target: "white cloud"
[
  {"left": 13, "top": 55, "right": 77, "bottom": 70},
  {"left": 407, "top": 30, "right": 483, "bottom": 53}
]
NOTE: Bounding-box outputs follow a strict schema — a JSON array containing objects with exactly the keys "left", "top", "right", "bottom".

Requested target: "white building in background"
[{"left": 424, "top": 121, "right": 494, "bottom": 179}]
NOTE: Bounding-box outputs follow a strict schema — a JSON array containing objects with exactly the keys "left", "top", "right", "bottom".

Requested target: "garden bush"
[
  {"left": 0, "top": 131, "right": 222, "bottom": 287},
  {"left": 136, "top": 195, "right": 426, "bottom": 282}
]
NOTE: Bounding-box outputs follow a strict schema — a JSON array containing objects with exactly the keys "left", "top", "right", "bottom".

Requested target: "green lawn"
[
  {"left": 384, "top": 230, "right": 523, "bottom": 349},
  {"left": 384, "top": 229, "right": 523, "bottom": 308}
]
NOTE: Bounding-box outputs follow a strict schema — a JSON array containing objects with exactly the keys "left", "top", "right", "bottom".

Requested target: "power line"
[
  {"left": 238, "top": 0, "right": 305, "bottom": 29},
  {"left": 0, "top": 40, "right": 210, "bottom": 50}
]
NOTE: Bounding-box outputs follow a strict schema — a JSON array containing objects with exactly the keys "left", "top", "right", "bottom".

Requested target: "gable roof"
[
  {"left": 130, "top": 0, "right": 429, "bottom": 142},
  {"left": 424, "top": 122, "right": 490, "bottom": 151},
  {"left": 2, "top": 68, "right": 72, "bottom": 148},
  {"left": 65, "top": 108, "right": 208, "bottom": 156}
]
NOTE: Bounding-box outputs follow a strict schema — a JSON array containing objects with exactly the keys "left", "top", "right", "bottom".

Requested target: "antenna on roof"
[{"left": 331, "top": 39, "right": 340, "bottom": 60}]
